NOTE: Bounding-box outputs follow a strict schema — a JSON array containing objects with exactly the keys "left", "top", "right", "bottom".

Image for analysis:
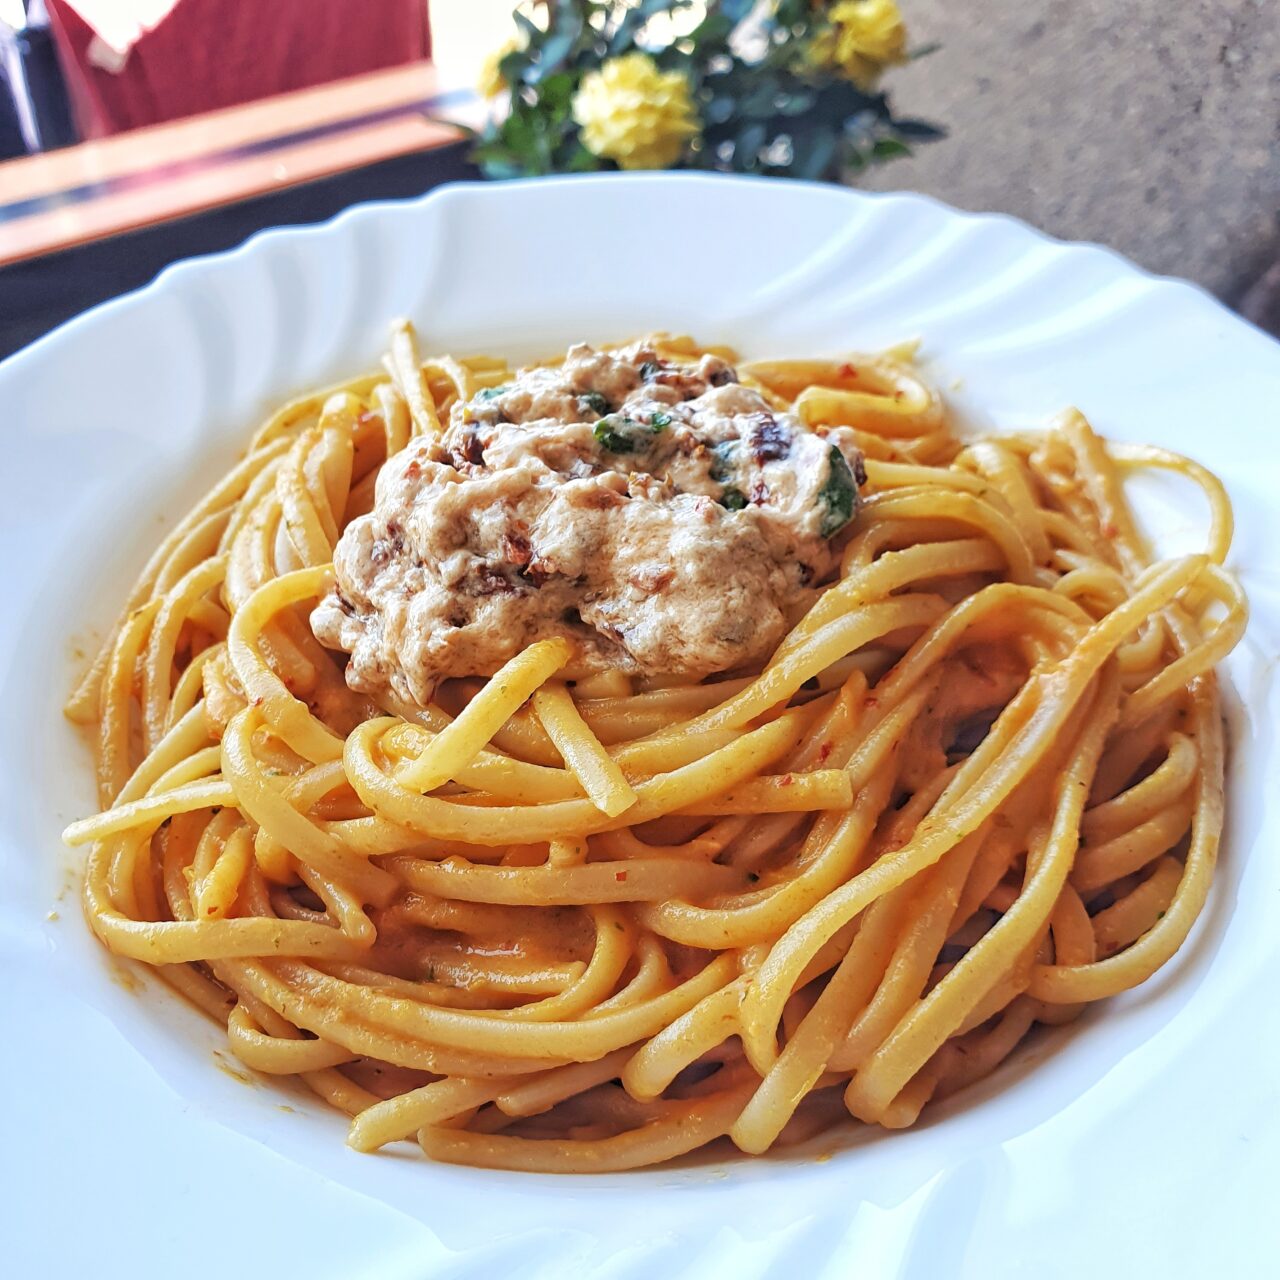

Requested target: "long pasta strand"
[{"left": 62, "top": 327, "right": 1245, "bottom": 1171}]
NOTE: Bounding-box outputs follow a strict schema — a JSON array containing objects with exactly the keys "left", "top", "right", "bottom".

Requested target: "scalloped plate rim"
[
  {"left": 3, "top": 173, "right": 1274, "bottom": 379},
  {"left": 2, "top": 173, "right": 1279, "bottom": 1279}
]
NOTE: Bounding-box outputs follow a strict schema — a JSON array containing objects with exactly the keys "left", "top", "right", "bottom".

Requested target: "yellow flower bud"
[
  {"left": 810, "top": 0, "right": 909, "bottom": 91},
  {"left": 478, "top": 37, "right": 521, "bottom": 100},
  {"left": 572, "top": 53, "right": 700, "bottom": 171}
]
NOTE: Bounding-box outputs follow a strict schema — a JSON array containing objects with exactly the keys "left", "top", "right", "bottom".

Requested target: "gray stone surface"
[{"left": 861, "top": 0, "right": 1280, "bottom": 310}]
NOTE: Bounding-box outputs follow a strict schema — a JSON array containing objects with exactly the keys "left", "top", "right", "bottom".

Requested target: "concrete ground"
[{"left": 860, "top": 0, "right": 1279, "bottom": 315}]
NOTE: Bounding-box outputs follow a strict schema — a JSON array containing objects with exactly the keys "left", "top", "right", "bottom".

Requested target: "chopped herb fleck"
[
  {"left": 649, "top": 411, "right": 671, "bottom": 431},
  {"left": 475, "top": 385, "right": 508, "bottom": 401},
  {"left": 593, "top": 416, "right": 643, "bottom": 453},
  {"left": 720, "top": 487, "right": 748, "bottom": 511},
  {"left": 638, "top": 360, "right": 664, "bottom": 381},
  {"left": 578, "top": 390, "right": 610, "bottom": 415},
  {"left": 709, "top": 439, "right": 738, "bottom": 482},
  {"left": 818, "top": 445, "right": 857, "bottom": 537}
]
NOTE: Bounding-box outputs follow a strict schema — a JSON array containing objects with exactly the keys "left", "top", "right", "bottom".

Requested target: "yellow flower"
[
  {"left": 572, "top": 53, "right": 700, "bottom": 171},
  {"left": 478, "top": 37, "right": 520, "bottom": 100},
  {"left": 810, "top": 0, "right": 909, "bottom": 91}
]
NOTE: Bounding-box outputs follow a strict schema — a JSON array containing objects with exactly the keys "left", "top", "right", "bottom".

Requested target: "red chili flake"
[
  {"left": 503, "top": 531, "right": 532, "bottom": 566},
  {"left": 404, "top": 459, "right": 422, "bottom": 479},
  {"left": 524, "top": 557, "right": 554, "bottom": 587},
  {"left": 252, "top": 696, "right": 264, "bottom": 707},
  {"left": 615, "top": 870, "right": 628, "bottom": 883},
  {"left": 817, "top": 742, "right": 834, "bottom": 764},
  {"left": 1101, "top": 521, "right": 1118, "bottom": 537},
  {"left": 472, "top": 564, "right": 517, "bottom": 596},
  {"left": 865, "top": 696, "right": 879, "bottom": 709},
  {"left": 838, "top": 362, "right": 857, "bottom": 378},
  {"left": 778, "top": 774, "right": 794, "bottom": 787}
]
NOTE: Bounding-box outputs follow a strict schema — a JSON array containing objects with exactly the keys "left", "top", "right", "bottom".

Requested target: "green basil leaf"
[
  {"left": 819, "top": 446, "right": 856, "bottom": 537},
  {"left": 709, "top": 439, "right": 738, "bottom": 482},
  {"left": 594, "top": 416, "right": 643, "bottom": 453}
]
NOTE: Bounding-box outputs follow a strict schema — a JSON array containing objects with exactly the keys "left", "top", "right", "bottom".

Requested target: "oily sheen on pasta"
[{"left": 63, "top": 325, "right": 1246, "bottom": 1172}]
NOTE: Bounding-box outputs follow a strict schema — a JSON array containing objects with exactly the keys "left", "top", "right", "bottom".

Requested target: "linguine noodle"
[{"left": 63, "top": 326, "right": 1246, "bottom": 1171}]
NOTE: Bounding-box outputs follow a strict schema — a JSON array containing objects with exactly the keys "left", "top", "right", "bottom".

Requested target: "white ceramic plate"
[{"left": 3, "top": 175, "right": 1279, "bottom": 1278}]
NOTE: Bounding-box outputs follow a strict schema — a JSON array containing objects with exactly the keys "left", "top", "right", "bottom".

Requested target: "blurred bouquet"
[{"left": 468, "top": 0, "right": 942, "bottom": 182}]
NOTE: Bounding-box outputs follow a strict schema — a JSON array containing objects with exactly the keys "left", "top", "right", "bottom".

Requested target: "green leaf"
[
  {"left": 709, "top": 439, "right": 738, "bottom": 482},
  {"left": 538, "top": 71, "right": 580, "bottom": 111},
  {"left": 734, "top": 121, "right": 768, "bottom": 170},
  {"left": 792, "top": 127, "right": 840, "bottom": 181},
  {"left": 551, "top": 2, "right": 586, "bottom": 40},
  {"left": 686, "top": 12, "right": 734, "bottom": 47},
  {"left": 769, "top": 0, "right": 813, "bottom": 26},
  {"left": 609, "top": 0, "right": 690, "bottom": 56},
  {"left": 512, "top": 12, "right": 541, "bottom": 46},
  {"left": 739, "top": 76, "right": 784, "bottom": 119},
  {"left": 649, "top": 411, "right": 672, "bottom": 431},
  {"left": 894, "top": 118, "right": 947, "bottom": 141},
  {"left": 528, "top": 31, "right": 577, "bottom": 84},
  {"left": 501, "top": 104, "right": 538, "bottom": 153},
  {"left": 704, "top": 95, "right": 737, "bottom": 126},
  {"left": 594, "top": 421, "right": 635, "bottom": 453},
  {"left": 871, "top": 137, "right": 913, "bottom": 162},
  {"left": 479, "top": 157, "right": 526, "bottom": 181},
  {"left": 594, "top": 415, "right": 651, "bottom": 453},
  {"left": 818, "top": 446, "right": 856, "bottom": 537},
  {"left": 565, "top": 143, "right": 604, "bottom": 172},
  {"left": 632, "top": 0, "right": 687, "bottom": 19},
  {"left": 498, "top": 48, "right": 530, "bottom": 86},
  {"left": 775, "top": 90, "right": 817, "bottom": 118},
  {"left": 720, "top": 487, "right": 748, "bottom": 511}
]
